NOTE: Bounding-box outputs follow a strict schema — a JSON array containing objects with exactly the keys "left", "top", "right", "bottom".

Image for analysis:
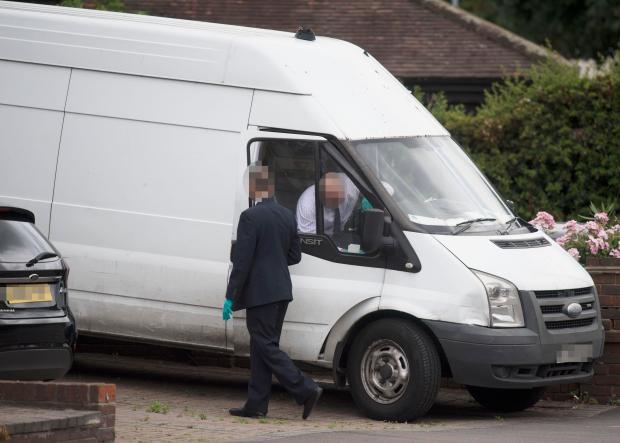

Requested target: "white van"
[{"left": 0, "top": 2, "right": 603, "bottom": 420}]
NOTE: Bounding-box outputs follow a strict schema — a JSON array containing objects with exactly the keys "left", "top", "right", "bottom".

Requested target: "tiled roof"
[{"left": 122, "top": 0, "right": 553, "bottom": 79}]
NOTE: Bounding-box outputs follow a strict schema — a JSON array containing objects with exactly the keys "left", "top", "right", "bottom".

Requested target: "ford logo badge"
[{"left": 564, "top": 302, "right": 582, "bottom": 318}]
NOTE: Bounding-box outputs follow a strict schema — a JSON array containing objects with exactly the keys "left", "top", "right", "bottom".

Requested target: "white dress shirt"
[{"left": 296, "top": 174, "right": 360, "bottom": 234}]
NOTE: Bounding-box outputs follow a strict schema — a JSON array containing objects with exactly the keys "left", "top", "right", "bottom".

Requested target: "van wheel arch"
[{"left": 333, "top": 310, "right": 452, "bottom": 387}]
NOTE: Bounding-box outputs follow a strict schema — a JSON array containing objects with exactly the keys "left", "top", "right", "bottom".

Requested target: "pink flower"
[
  {"left": 556, "top": 235, "right": 569, "bottom": 246},
  {"left": 567, "top": 248, "right": 581, "bottom": 260},
  {"left": 530, "top": 211, "right": 556, "bottom": 231},
  {"left": 610, "top": 249, "right": 620, "bottom": 258},
  {"left": 594, "top": 212, "right": 609, "bottom": 225},
  {"left": 587, "top": 236, "right": 609, "bottom": 255},
  {"left": 564, "top": 220, "right": 579, "bottom": 233},
  {"left": 585, "top": 221, "right": 600, "bottom": 233},
  {"left": 597, "top": 229, "right": 609, "bottom": 240}
]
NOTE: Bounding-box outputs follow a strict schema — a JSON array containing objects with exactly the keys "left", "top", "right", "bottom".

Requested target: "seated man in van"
[{"left": 296, "top": 172, "right": 362, "bottom": 250}]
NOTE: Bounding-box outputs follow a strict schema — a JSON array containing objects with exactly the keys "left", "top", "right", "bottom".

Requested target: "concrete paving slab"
[{"left": 0, "top": 404, "right": 100, "bottom": 435}]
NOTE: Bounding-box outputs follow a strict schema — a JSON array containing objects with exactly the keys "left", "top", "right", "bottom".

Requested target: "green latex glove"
[
  {"left": 361, "top": 197, "right": 373, "bottom": 212},
  {"left": 222, "top": 299, "right": 233, "bottom": 321}
]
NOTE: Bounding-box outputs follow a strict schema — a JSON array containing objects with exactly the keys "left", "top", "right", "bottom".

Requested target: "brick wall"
[
  {"left": 581, "top": 257, "right": 620, "bottom": 402},
  {"left": 0, "top": 381, "right": 115, "bottom": 442},
  {"left": 548, "top": 258, "right": 620, "bottom": 402}
]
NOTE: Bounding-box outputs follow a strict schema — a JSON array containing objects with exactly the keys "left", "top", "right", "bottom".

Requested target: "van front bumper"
[{"left": 424, "top": 319, "right": 605, "bottom": 389}]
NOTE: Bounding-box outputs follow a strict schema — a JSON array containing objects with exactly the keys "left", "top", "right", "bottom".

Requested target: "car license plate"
[
  {"left": 556, "top": 344, "right": 593, "bottom": 363},
  {"left": 5, "top": 284, "right": 53, "bottom": 305}
]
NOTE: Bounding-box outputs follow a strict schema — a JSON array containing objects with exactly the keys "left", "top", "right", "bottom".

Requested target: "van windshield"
[{"left": 353, "top": 136, "right": 513, "bottom": 233}]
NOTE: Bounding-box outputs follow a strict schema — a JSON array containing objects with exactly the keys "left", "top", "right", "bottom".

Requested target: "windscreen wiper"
[
  {"left": 26, "top": 251, "right": 59, "bottom": 267},
  {"left": 501, "top": 217, "right": 519, "bottom": 235},
  {"left": 453, "top": 217, "right": 497, "bottom": 235}
]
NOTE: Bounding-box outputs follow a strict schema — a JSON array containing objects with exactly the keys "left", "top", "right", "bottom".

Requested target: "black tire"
[
  {"left": 466, "top": 386, "right": 546, "bottom": 412},
  {"left": 347, "top": 319, "right": 440, "bottom": 421}
]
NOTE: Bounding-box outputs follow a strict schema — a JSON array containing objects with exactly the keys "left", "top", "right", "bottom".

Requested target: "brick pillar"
[{"left": 581, "top": 257, "right": 620, "bottom": 402}]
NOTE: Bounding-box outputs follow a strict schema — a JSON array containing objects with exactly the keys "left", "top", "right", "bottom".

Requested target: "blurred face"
[
  {"left": 320, "top": 172, "right": 345, "bottom": 209},
  {"left": 248, "top": 165, "right": 274, "bottom": 200}
]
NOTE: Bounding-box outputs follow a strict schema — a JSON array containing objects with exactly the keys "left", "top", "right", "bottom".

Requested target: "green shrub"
[{"left": 422, "top": 55, "right": 620, "bottom": 220}]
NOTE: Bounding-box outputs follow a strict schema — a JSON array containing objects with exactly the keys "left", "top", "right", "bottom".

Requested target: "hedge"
[{"left": 419, "top": 55, "right": 620, "bottom": 221}]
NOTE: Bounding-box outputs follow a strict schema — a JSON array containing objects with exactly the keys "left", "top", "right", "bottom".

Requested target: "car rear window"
[{"left": 0, "top": 220, "right": 55, "bottom": 263}]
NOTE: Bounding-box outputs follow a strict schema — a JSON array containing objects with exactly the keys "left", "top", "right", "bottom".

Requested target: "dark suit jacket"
[{"left": 226, "top": 198, "right": 302, "bottom": 311}]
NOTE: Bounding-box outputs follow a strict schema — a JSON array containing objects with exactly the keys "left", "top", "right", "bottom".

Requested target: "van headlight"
[{"left": 472, "top": 270, "right": 524, "bottom": 328}]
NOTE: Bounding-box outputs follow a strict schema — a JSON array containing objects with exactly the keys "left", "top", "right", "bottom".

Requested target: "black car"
[{"left": 0, "top": 207, "right": 76, "bottom": 380}]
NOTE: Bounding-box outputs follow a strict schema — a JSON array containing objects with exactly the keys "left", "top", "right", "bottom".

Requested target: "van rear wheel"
[
  {"left": 347, "top": 319, "right": 440, "bottom": 421},
  {"left": 466, "top": 386, "right": 546, "bottom": 412}
]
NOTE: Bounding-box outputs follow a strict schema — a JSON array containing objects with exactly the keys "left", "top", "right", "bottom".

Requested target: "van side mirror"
[{"left": 361, "top": 209, "right": 385, "bottom": 253}]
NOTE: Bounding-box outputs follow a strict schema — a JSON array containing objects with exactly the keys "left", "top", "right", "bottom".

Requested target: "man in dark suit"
[{"left": 223, "top": 162, "right": 322, "bottom": 419}]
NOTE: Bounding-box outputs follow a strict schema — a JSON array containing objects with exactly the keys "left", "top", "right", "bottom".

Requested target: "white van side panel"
[
  {"left": 0, "top": 60, "right": 70, "bottom": 234},
  {"left": 66, "top": 70, "right": 252, "bottom": 132},
  {"left": 50, "top": 73, "right": 252, "bottom": 348},
  {"left": 52, "top": 114, "right": 240, "bottom": 243},
  {"left": 0, "top": 60, "right": 70, "bottom": 110},
  {"left": 51, "top": 114, "right": 242, "bottom": 347}
]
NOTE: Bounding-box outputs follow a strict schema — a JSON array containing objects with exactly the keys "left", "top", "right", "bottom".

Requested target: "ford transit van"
[{"left": 0, "top": 2, "right": 603, "bottom": 420}]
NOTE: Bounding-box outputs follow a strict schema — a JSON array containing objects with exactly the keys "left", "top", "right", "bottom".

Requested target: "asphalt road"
[{"left": 250, "top": 406, "right": 620, "bottom": 443}]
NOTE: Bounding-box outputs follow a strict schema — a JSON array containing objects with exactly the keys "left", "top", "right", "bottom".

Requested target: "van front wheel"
[
  {"left": 466, "top": 386, "right": 546, "bottom": 412},
  {"left": 347, "top": 319, "right": 440, "bottom": 421}
]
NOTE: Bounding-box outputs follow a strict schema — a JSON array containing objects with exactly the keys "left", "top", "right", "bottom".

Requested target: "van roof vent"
[
  {"left": 295, "top": 26, "right": 316, "bottom": 41},
  {"left": 491, "top": 238, "right": 550, "bottom": 249}
]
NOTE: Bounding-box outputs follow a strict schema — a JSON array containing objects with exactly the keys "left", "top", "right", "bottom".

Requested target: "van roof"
[
  {"left": 0, "top": 1, "right": 349, "bottom": 93},
  {"left": 0, "top": 1, "right": 448, "bottom": 139}
]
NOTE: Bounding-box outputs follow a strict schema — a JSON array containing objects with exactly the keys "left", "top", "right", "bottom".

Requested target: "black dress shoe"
[
  {"left": 302, "top": 387, "right": 323, "bottom": 420},
  {"left": 228, "top": 407, "right": 265, "bottom": 418}
]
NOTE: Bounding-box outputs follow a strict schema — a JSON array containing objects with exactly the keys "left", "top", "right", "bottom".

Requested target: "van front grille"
[
  {"left": 535, "top": 287, "right": 593, "bottom": 298},
  {"left": 540, "top": 302, "right": 594, "bottom": 314},
  {"left": 491, "top": 238, "right": 550, "bottom": 249},
  {"left": 534, "top": 286, "right": 598, "bottom": 330},
  {"left": 545, "top": 318, "right": 594, "bottom": 330}
]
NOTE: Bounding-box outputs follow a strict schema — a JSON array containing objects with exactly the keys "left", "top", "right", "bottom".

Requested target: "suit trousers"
[{"left": 244, "top": 301, "right": 317, "bottom": 414}]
